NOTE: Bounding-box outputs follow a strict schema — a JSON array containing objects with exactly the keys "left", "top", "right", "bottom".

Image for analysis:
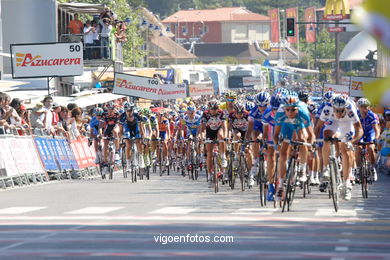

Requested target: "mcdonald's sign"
[{"left": 324, "top": 0, "right": 350, "bottom": 20}]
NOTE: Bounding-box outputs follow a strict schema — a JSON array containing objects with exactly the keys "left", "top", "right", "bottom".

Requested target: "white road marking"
[
  {"left": 335, "top": 246, "right": 349, "bottom": 252},
  {"left": 338, "top": 239, "right": 351, "bottom": 243},
  {"left": 65, "top": 207, "right": 124, "bottom": 214},
  {"left": 315, "top": 209, "right": 357, "bottom": 217},
  {"left": 0, "top": 207, "right": 46, "bottom": 214},
  {"left": 341, "top": 232, "right": 353, "bottom": 236},
  {"left": 149, "top": 207, "right": 198, "bottom": 214},
  {"left": 232, "top": 208, "right": 278, "bottom": 215},
  {"left": 331, "top": 258, "right": 346, "bottom": 260}
]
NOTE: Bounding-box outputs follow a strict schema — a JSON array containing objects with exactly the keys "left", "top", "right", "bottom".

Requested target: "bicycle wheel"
[
  {"left": 239, "top": 156, "right": 245, "bottom": 192},
  {"left": 228, "top": 156, "right": 235, "bottom": 189},
  {"left": 213, "top": 154, "right": 219, "bottom": 193},
  {"left": 282, "top": 158, "right": 296, "bottom": 213},
  {"left": 121, "top": 149, "right": 127, "bottom": 178},
  {"left": 258, "top": 159, "right": 266, "bottom": 207},
  {"left": 329, "top": 160, "right": 339, "bottom": 212},
  {"left": 146, "top": 166, "right": 150, "bottom": 180},
  {"left": 361, "top": 165, "right": 368, "bottom": 199}
]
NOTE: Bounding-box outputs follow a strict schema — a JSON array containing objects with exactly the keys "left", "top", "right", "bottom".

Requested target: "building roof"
[{"left": 163, "top": 7, "right": 269, "bottom": 23}]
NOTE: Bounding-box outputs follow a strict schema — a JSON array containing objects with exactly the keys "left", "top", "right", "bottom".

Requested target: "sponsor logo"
[
  {"left": 15, "top": 53, "right": 81, "bottom": 67},
  {"left": 116, "top": 78, "right": 158, "bottom": 93}
]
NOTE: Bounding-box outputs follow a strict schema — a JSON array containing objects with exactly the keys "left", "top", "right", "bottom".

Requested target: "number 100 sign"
[{"left": 10, "top": 42, "right": 84, "bottom": 79}]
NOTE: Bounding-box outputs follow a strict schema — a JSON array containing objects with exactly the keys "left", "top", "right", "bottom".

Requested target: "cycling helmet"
[
  {"left": 124, "top": 102, "right": 135, "bottom": 110},
  {"left": 298, "top": 90, "right": 309, "bottom": 102},
  {"left": 208, "top": 100, "right": 219, "bottom": 110},
  {"left": 307, "top": 103, "right": 318, "bottom": 114},
  {"left": 273, "top": 87, "right": 289, "bottom": 96},
  {"left": 284, "top": 94, "right": 300, "bottom": 107},
  {"left": 187, "top": 105, "right": 196, "bottom": 111},
  {"left": 245, "top": 101, "right": 255, "bottom": 111},
  {"left": 323, "top": 91, "right": 334, "bottom": 102},
  {"left": 93, "top": 107, "right": 104, "bottom": 116},
  {"left": 246, "top": 95, "right": 255, "bottom": 102},
  {"left": 106, "top": 101, "right": 115, "bottom": 109},
  {"left": 357, "top": 98, "right": 371, "bottom": 107},
  {"left": 201, "top": 105, "right": 208, "bottom": 111},
  {"left": 270, "top": 93, "right": 286, "bottom": 109},
  {"left": 225, "top": 90, "right": 237, "bottom": 100},
  {"left": 254, "top": 91, "right": 271, "bottom": 106},
  {"left": 332, "top": 95, "right": 348, "bottom": 109},
  {"left": 233, "top": 102, "right": 245, "bottom": 113}
]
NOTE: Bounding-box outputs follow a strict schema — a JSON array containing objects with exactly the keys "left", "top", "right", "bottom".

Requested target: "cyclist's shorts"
[
  {"left": 123, "top": 124, "right": 141, "bottom": 139},
  {"left": 361, "top": 130, "right": 376, "bottom": 143},
  {"left": 324, "top": 120, "right": 355, "bottom": 141},
  {"left": 206, "top": 128, "right": 219, "bottom": 141},
  {"left": 233, "top": 129, "right": 246, "bottom": 140},
  {"left": 159, "top": 131, "right": 167, "bottom": 140},
  {"left": 103, "top": 125, "right": 116, "bottom": 137},
  {"left": 280, "top": 123, "right": 296, "bottom": 140},
  {"left": 253, "top": 121, "right": 263, "bottom": 133},
  {"left": 186, "top": 128, "right": 198, "bottom": 139}
]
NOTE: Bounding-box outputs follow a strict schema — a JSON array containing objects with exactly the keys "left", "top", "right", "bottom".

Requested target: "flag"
[
  {"left": 286, "top": 7, "right": 298, "bottom": 44},
  {"left": 268, "top": 8, "right": 280, "bottom": 43},
  {"left": 305, "top": 7, "right": 316, "bottom": 43}
]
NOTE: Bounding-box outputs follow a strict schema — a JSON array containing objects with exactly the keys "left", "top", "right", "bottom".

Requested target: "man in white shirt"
[
  {"left": 83, "top": 20, "right": 94, "bottom": 60},
  {"left": 99, "top": 18, "right": 112, "bottom": 59},
  {"left": 42, "top": 96, "right": 54, "bottom": 134}
]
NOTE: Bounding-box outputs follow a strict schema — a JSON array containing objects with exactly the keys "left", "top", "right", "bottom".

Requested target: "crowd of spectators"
[{"left": 67, "top": 6, "right": 127, "bottom": 60}]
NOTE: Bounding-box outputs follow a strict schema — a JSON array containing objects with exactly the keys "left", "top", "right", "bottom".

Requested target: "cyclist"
[
  {"left": 220, "top": 91, "right": 237, "bottom": 116},
  {"left": 201, "top": 100, "right": 227, "bottom": 185},
  {"left": 274, "top": 92, "right": 315, "bottom": 201},
  {"left": 315, "top": 95, "right": 363, "bottom": 200},
  {"left": 356, "top": 98, "right": 380, "bottom": 182},
  {"left": 262, "top": 93, "right": 286, "bottom": 200},
  {"left": 149, "top": 113, "right": 160, "bottom": 159},
  {"left": 119, "top": 102, "right": 145, "bottom": 170},
  {"left": 246, "top": 91, "right": 271, "bottom": 187},
  {"left": 89, "top": 107, "right": 104, "bottom": 163},
  {"left": 139, "top": 108, "right": 153, "bottom": 167},
  {"left": 157, "top": 112, "right": 171, "bottom": 166},
  {"left": 298, "top": 90, "right": 309, "bottom": 104},
  {"left": 182, "top": 104, "right": 202, "bottom": 168},
  {"left": 307, "top": 102, "right": 320, "bottom": 185},
  {"left": 101, "top": 102, "right": 121, "bottom": 175}
]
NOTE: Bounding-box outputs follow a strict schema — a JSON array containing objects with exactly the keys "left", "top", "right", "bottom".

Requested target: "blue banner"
[
  {"left": 59, "top": 139, "right": 79, "bottom": 170},
  {"left": 34, "top": 137, "right": 58, "bottom": 171}
]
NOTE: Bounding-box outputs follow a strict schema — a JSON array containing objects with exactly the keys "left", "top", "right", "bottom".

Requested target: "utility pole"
[{"left": 335, "top": 21, "right": 340, "bottom": 84}]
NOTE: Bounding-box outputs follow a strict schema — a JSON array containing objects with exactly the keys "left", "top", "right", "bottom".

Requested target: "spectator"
[
  {"left": 42, "top": 96, "right": 54, "bottom": 132},
  {"left": 57, "top": 106, "right": 70, "bottom": 138},
  {"left": 67, "top": 103, "right": 78, "bottom": 112},
  {"left": 52, "top": 102, "right": 61, "bottom": 126},
  {"left": 69, "top": 107, "right": 85, "bottom": 138},
  {"left": 0, "top": 92, "right": 11, "bottom": 128},
  {"left": 100, "top": 6, "right": 114, "bottom": 21},
  {"left": 83, "top": 20, "right": 94, "bottom": 60},
  {"left": 9, "top": 98, "right": 23, "bottom": 127},
  {"left": 114, "top": 21, "right": 127, "bottom": 43},
  {"left": 91, "top": 21, "right": 100, "bottom": 59},
  {"left": 18, "top": 105, "right": 30, "bottom": 127},
  {"left": 68, "top": 14, "right": 84, "bottom": 35},
  {"left": 99, "top": 18, "right": 112, "bottom": 59},
  {"left": 30, "top": 103, "right": 46, "bottom": 134}
]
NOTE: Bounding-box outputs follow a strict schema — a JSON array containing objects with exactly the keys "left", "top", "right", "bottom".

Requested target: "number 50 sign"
[{"left": 10, "top": 42, "right": 84, "bottom": 78}]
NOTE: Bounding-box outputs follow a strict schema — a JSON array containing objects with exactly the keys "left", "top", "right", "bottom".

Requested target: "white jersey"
[{"left": 319, "top": 100, "right": 359, "bottom": 124}]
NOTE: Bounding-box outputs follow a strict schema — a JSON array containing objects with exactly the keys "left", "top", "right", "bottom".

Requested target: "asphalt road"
[{"left": 0, "top": 168, "right": 389, "bottom": 259}]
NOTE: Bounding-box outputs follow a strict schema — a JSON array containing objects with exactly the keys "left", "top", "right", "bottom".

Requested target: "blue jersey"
[
  {"left": 182, "top": 114, "right": 201, "bottom": 131},
  {"left": 249, "top": 106, "right": 268, "bottom": 132},
  {"left": 90, "top": 116, "right": 101, "bottom": 136},
  {"left": 358, "top": 110, "right": 379, "bottom": 133},
  {"left": 262, "top": 107, "right": 275, "bottom": 127},
  {"left": 275, "top": 102, "right": 311, "bottom": 129}
]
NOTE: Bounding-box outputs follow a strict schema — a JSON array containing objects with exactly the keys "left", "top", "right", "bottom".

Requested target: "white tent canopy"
[{"left": 340, "top": 31, "right": 377, "bottom": 61}]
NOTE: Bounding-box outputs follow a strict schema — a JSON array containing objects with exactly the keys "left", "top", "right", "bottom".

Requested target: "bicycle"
[
  {"left": 101, "top": 136, "right": 116, "bottom": 180},
  {"left": 142, "top": 138, "right": 151, "bottom": 180},
  {"left": 187, "top": 136, "right": 199, "bottom": 181},
  {"left": 124, "top": 137, "right": 139, "bottom": 183},
  {"left": 282, "top": 140, "right": 313, "bottom": 213},
  {"left": 205, "top": 139, "right": 225, "bottom": 193},
  {"left": 325, "top": 137, "right": 343, "bottom": 212},
  {"left": 231, "top": 139, "right": 251, "bottom": 192},
  {"left": 255, "top": 139, "right": 268, "bottom": 207},
  {"left": 357, "top": 142, "right": 375, "bottom": 199},
  {"left": 120, "top": 139, "right": 127, "bottom": 178}
]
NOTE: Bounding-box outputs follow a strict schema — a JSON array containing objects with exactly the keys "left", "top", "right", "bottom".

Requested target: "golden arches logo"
[{"left": 325, "top": 0, "right": 350, "bottom": 16}]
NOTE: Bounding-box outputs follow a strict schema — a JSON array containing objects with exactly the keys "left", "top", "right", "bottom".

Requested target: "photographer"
[{"left": 99, "top": 17, "right": 112, "bottom": 59}]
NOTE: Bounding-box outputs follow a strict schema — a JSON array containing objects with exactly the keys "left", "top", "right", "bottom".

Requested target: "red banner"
[
  {"left": 268, "top": 8, "right": 280, "bottom": 43},
  {"left": 305, "top": 7, "right": 316, "bottom": 43},
  {"left": 286, "top": 7, "right": 298, "bottom": 44}
]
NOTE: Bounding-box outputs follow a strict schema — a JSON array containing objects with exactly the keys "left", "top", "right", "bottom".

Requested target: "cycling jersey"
[
  {"left": 262, "top": 107, "right": 276, "bottom": 144},
  {"left": 90, "top": 116, "right": 101, "bottom": 136},
  {"left": 319, "top": 100, "right": 359, "bottom": 141},
  {"left": 183, "top": 114, "right": 201, "bottom": 137},
  {"left": 249, "top": 106, "right": 267, "bottom": 133},
  {"left": 158, "top": 117, "right": 169, "bottom": 140},
  {"left": 150, "top": 116, "right": 158, "bottom": 130},
  {"left": 275, "top": 102, "right": 311, "bottom": 140},
  {"left": 229, "top": 111, "right": 249, "bottom": 132},
  {"left": 358, "top": 110, "right": 379, "bottom": 142},
  {"left": 120, "top": 112, "right": 144, "bottom": 139},
  {"left": 201, "top": 110, "right": 225, "bottom": 131},
  {"left": 102, "top": 109, "right": 120, "bottom": 137}
]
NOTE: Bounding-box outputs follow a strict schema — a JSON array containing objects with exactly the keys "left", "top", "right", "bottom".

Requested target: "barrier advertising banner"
[
  {"left": 350, "top": 76, "right": 378, "bottom": 97},
  {"left": 189, "top": 83, "right": 214, "bottom": 97},
  {"left": 0, "top": 137, "right": 19, "bottom": 177},
  {"left": 34, "top": 137, "right": 59, "bottom": 171},
  {"left": 113, "top": 73, "right": 186, "bottom": 100},
  {"left": 324, "top": 83, "right": 350, "bottom": 96},
  {"left": 11, "top": 42, "right": 83, "bottom": 79},
  {"left": 58, "top": 138, "right": 79, "bottom": 170}
]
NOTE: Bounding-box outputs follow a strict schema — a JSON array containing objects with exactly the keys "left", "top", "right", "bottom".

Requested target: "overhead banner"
[
  {"left": 113, "top": 73, "right": 186, "bottom": 100},
  {"left": 286, "top": 7, "right": 298, "bottom": 44},
  {"left": 189, "top": 83, "right": 214, "bottom": 97},
  {"left": 305, "top": 7, "right": 316, "bottom": 43},
  {"left": 243, "top": 76, "right": 262, "bottom": 86},
  {"left": 350, "top": 76, "right": 378, "bottom": 98},
  {"left": 10, "top": 42, "right": 83, "bottom": 79},
  {"left": 268, "top": 8, "right": 280, "bottom": 43},
  {"left": 324, "top": 83, "right": 350, "bottom": 96}
]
